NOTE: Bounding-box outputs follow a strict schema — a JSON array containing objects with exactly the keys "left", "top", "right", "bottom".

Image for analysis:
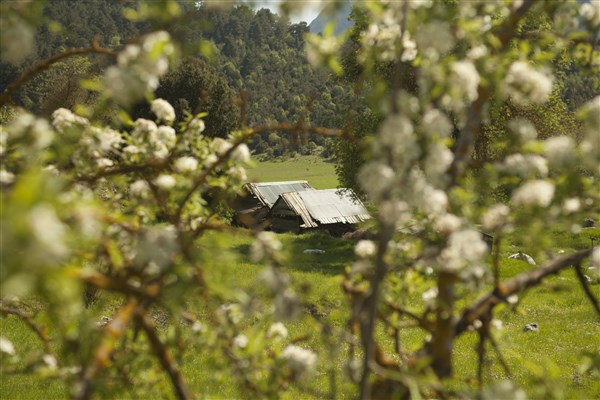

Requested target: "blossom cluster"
[{"left": 105, "top": 31, "right": 174, "bottom": 105}]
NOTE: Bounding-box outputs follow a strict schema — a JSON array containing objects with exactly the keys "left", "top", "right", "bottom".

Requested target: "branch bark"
[
  {"left": 0, "top": 43, "right": 116, "bottom": 107},
  {"left": 455, "top": 249, "right": 592, "bottom": 336},
  {"left": 136, "top": 310, "right": 196, "bottom": 400},
  {"left": 0, "top": 304, "right": 52, "bottom": 354},
  {"left": 74, "top": 298, "right": 139, "bottom": 400}
]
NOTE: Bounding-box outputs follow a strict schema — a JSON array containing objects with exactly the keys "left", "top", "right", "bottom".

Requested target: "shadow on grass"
[{"left": 281, "top": 231, "right": 355, "bottom": 276}]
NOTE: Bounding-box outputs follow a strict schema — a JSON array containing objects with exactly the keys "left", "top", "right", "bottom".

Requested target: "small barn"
[
  {"left": 234, "top": 181, "right": 315, "bottom": 228},
  {"left": 269, "top": 188, "right": 371, "bottom": 235}
]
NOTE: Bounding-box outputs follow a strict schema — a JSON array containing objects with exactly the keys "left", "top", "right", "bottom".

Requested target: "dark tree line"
[{"left": 1, "top": 1, "right": 354, "bottom": 157}]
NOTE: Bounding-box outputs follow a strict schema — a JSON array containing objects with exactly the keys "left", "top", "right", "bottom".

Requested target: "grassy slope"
[
  {"left": 1, "top": 157, "right": 598, "bottom": 398},
  {"left": 249, "top": 156, "right": 339, "bottom": 189}
]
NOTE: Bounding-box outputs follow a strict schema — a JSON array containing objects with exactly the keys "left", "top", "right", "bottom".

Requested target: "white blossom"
[
  {"left": 350, "top": 259, "right": 372, "bottom": 275},
  {"left": 0, "top": 336, "right": 15, "bottom": 355},
  {"left": 251, "top": 231, "right": 282, "bottom": 262},
  {"left": 267, "top": 322, "right": 288, "bottom": 339},
  {"left": 97, "top": 128, "right": 122, "bottom": 152},
  {"left": 590, "top": 247, "right": 600, "bottom": 271},
  {"left": 174, "top": 156, "right": 198, "bottom": 174},
  {"left": 130, "top": 180, "right": 150, "bottom": 196},
  {"left": 0, "top": 127, "right": 6, "bottom": 156},
  {"left": 358, "top": 161, "right": 395, "bottom": 201},
  {"left": 511, "top": 180, "right": 555, "bottom": 207},
  {"left": 259, "top": 266, "right": 290, "bottom": 293},
  {"left": 440, "top": 229, "right": 488, "bottom": 272},
  {"left": 43, "top": 354, "right": 58, "bottom": 369},
  {"left": 435, "top": 213, "right": 462, "bottom": 235},
  {"left": 52, "top": 108, "right": 88, "bottom": 131},
  {"left": 422, "top": 287, "right": 438, "bottom": 303},
  {"left": 375, "top": 114, "right": 419, "bottom": 173},
  {"left": 306, "top": 34, "right": 340, "bottom": 66},
  {"left": 132, "top": 119, "right": 158, "bottom": 139},
  {"left": 154, "top": 126, "right": 177, "bottom": 149},
  {"left": 451, "top": 60, "right": 480, "bottom": 103},
  {"left": 544, "top": 136, "right": 575, "bottom": 166},
  {"left": 1, "top": 18, "right": 35, "bottom": 64},
  {"left": 481, "top": 204, "right": 510, "bottom": 231},
  {"left": 124, "top": 145, "right": 141, "bottom": 154},
  {"left": 415, "top": 21, "right": 454, "bottom": 59},
  {"left": 151, "top": 98, "right": 175, "bottom": 123},
  {"left": 106, "top": 31, "right": 173, "bottom": 105},
  {"left": 508, "top": 118, "right": 538, "bottom": 142},
  {"left": 231, "top": 144, "right": 250, "bottom": 162},
  {"left": 499, "top": 153, "right": 548, "bottom": 178},
  {"left": 580, "top": 2, "right": 600, "bottom": 26},
  {"left": 274, "top": 289, "right": 301, "bottom": 321},
  {"left": 0, "top": 169, "right": 15, "bottom": 184},
  {"left": 232, "top": 334, "right": 248, "bottom": 349},
  {"left": 228, "top": 166, "right": 247, "bottom": 181},
  {"left": 213, "top": 137, "right": 233, "bottom": 155},
  {"left": 562, "top": 198, "right": 581, "bottom": 214},
  {"left": 379, "top": 200, "right": 411, "bottom": 228},
  {"left": 28, "top": 204, "right": 68, "bottom": 259},
  {"left": 491, "top": 319, "right": 503, "bottom": 331},
  {"left": 422, "top": 109, "right": 453, "bottom": 138},
  {"left": 504, "top": 61, "right": 553, "bottom": 106},
  {"left": 579, "top": 97, "right": 600, "bottom": 171},
  {"left": 191, "top": 321, "right": 203, "bottom": 333},
  {"left": 425, "top": 142, "right": 453, "bottom": 183},
  {"left": 467, "top": 44, "right": 488, "bottom": 60},
  {"left": 188, "top": 118, "right": 206, "bottom": 135},
  {"left": 355, "top": 240, "right": 377, "bottom": 258},
  {"left": 281, "top": 345, "right": 317, "bottom": 379},
  {"left": 96, "top": 158, "right": 114, "bottom": 169},
  {"left": 154, "top": 174, "right": 176, "bottom": 191},
  {"left": 422, "top": 186, "right": 448, "bottom": 215}
]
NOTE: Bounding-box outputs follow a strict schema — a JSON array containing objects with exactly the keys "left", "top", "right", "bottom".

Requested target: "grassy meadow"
[
  {"left": 1, "top": 156, "right": 599, "bottom": 399},
  {"left": 249, "top": 156, "right": 339, "bottom": 189}
]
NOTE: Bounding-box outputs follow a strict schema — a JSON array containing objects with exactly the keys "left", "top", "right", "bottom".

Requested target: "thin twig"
[
  {"left": 573, "top": 262, "right": 600, "bottom": 318},
  {"left": 0, "top": 43, "right": 116, "bottom": 107},
  {"left": 136, "top": 310, "right": 196, "bottom": 400},
  {"left": 488, "top": 333, "right": 513, "bottom": 378},
  {"left": 74, "top": 298, "right": 139, "bottom": 400},
  {"left": 0, "top": 305, "right": 52, "bottom": 354},
  {"left": 454, "top": 249, "right": 592, "bottom": 336}
]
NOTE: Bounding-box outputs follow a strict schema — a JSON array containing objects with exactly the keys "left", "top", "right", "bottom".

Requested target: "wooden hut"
[
  {"left": 234, "top": 181, "right": 315, "bottom": 228},
  {"left": 269, "top": 188, "right": 371, "bottom": 235}
]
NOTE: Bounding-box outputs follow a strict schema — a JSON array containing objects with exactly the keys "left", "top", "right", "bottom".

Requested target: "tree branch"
[
  {"left": 74, "top": 298, "right": 139, "bottom": 400},
  {"left": 573, "top": 262, "right": 600, "bottom": 318},
  {"left": 454, "top": 249, "right": 592, "bottom": 336},
  {"left": 0, "top": 43, "right": 117, "bottom": 107},
  {"left": 0, "top": 304, "right": 52, "bottom": 354},
  {"left": 136, "top": 310, "right": 196, "bottom": 400}
]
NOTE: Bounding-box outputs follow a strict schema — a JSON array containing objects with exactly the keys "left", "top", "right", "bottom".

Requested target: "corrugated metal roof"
[
  {"left": 244, "top": 181, "right": 315, "bottom": 207},
  {"left": 277, "top": 189, "right": 370, "bottom": 226},
  {"left": 277, "top": 192, "right": 318, "bottom": 228}
]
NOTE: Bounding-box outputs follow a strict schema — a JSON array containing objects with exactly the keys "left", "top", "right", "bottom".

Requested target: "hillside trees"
[
  {"left": 333, "top": 3, "right": 597, "bottom": 191},
  {"left": 134, "top": 57, "right": 239, "bottom": 138}
]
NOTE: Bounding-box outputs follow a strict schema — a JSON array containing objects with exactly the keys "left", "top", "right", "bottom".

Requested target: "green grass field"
[
  {"left": 1, "top": 157, "right": 599, "bottom": 399},
  {"left": 249, "top": 156, "right": 339, "bottom": 189}
]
